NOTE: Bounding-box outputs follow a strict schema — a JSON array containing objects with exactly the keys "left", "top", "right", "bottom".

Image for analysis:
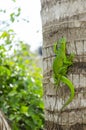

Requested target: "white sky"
[{"left": 0, "top": 0, "right": 42, "bottom": 51}]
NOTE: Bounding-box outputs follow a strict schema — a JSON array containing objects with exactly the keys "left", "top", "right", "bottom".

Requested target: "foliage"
[{"left": 0, "top": 30, "right": 44, "bottom": 130}]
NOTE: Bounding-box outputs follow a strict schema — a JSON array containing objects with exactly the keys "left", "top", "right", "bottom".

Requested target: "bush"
[{"left": 0, "top": 31, "right": 44, "bottom": 130}]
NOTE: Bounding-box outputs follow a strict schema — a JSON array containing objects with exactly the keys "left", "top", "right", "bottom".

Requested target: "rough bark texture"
[
  {"left": 0, "top": 110, "right": 11, "bottom": 130},
  {"left": 41, "top": 0, "right": 86, "bottom": 129}
]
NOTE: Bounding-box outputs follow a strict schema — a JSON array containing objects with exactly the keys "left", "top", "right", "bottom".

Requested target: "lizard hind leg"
[
  {"left": 58, "top": 66, "right": 67, "bottom": 76},
  {"left": 64, "top": 53, "right": 75, "bottom": 66},
  {"left": 54, "top": 75, "right": 61, "bottom": 90}
]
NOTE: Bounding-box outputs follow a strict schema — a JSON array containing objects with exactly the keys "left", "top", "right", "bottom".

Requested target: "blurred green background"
[{"left": 0, "top": 0, "right": 44, "bottom": 130}]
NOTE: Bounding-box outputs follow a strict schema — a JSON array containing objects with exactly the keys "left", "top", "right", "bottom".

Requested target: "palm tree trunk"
[
  {"left": 41, "top": 0, "right": 86, "bottom": 129},
  {"left": 0, "top": 110, "right": 11, "bottom": 130}
]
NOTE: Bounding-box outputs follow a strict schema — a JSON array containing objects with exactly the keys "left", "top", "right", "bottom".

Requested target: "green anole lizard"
[{"left": 53, "top": 37, "right": 75, "bottom": 111}]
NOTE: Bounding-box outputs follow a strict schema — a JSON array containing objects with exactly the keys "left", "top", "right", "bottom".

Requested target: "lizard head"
[
  {"left": 53, "top": 37, "right": 66, "bottom": 54},
  {"left": 59, "top": 37, "right": 66, "bottom": 45},
  {"left": 58, "top": 37, "right": 66, "bottom": 51},
  {"left": 53, "top": 42, "right": 58, "bottom": 54}
]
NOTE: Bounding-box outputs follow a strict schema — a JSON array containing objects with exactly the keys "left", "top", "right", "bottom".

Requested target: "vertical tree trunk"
[
  {"left": 41, "top": 0, "right": 86, "bottom": 129},
  {"left": 0, "top": 110, "right": 11, "bottom": 130}
]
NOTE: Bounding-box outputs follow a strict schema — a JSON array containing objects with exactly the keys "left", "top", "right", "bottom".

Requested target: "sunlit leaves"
[
  {"left": 0, "top": 30, "right": 15, "bottom": 45},
  {"left": 10, "top": 13, "right": 15, "bottom": 22},
  {"left": 0, "top": 38, "right": 44, "bottom": 129},
  {"left": 0, "top": 1, "right": 44, "bottom": 129},
  {"left": 10, "top": 8, "right": 21, "bottom": 22}
]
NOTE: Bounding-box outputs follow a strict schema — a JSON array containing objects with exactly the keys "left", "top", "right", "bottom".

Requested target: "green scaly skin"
[{"left": 53, "top": 37, "right": 75, "bottom": 111}]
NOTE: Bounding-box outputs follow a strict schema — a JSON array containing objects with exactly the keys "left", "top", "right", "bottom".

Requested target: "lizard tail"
[{"left": 60, "top": 76, "right": 75, "bottom": 111}]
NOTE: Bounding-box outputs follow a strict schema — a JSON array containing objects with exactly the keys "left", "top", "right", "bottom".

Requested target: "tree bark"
[
  {"left": 0, "top": 110, "right": 11, "bottom": 130},
  {"left": 40, "top": 0, "right": 86, "bottom": 129}
]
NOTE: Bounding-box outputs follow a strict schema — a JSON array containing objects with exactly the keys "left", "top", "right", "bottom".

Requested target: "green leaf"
[
  {"left": 0, "top": 31, "right": 9, "bottom": 38},
  {"left": 10, "top": 13, "right": 15, "bottom": 22},
  {"left": 20, "top": 106, "right": 28, "bottom": 114}
]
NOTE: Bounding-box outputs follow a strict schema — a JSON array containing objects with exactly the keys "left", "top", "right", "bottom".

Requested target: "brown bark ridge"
[{"left": 41, "top": 0, "right": 86, "bottom": 129}]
